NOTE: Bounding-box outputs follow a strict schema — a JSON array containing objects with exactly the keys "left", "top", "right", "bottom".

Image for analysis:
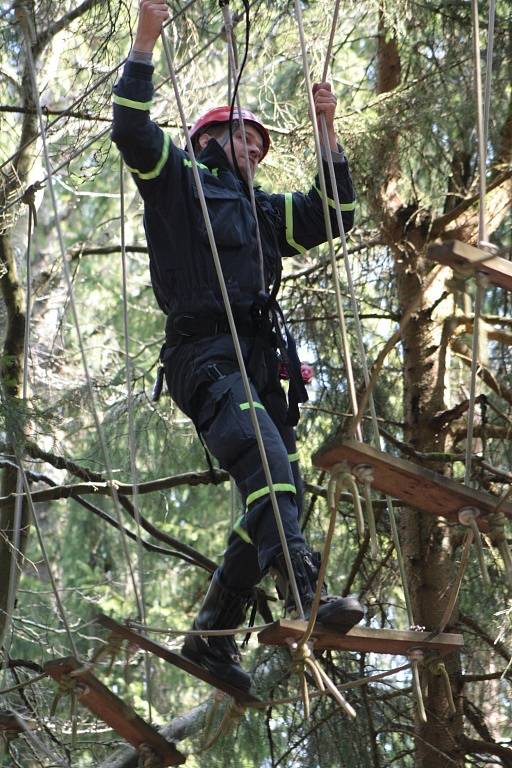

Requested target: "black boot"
[
  {"left": 273, "top": 548, "right": 364, "bottom": 632},
  {"left": 181, "top": 570, "right": 253, "bottom": 691}
]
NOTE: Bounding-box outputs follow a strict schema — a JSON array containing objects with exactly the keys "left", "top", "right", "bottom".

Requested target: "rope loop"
[
  {"left": 487, "top": 510, "right": 512, "bottom": 582},
  {"left": 407, "top": 648, "right": 425, "bottom": 664},
  {"left": 49, "top": 675, "right": 77, "bottom": 718},
  {"left": 21, "top": 181, "right": 41, "bottom": 208},
  {"left": 352, "top": 464, "right": 379, "bottom": 556},
  {"left": 89, "top": 633, "right": 124, "bottom": 674},
  {"left": 408, "top": 649, "right": 427, "bottom": 723},
  {"left": 199, "top": 692, "right": 247, "bottom": 751},
  {"left": 138, "top": 743, "right": 163, "bottom": 768},
  {"left": 488, "top": 511, "right": 507, "bottom": 545},
  {"left": 352, "top": 464, "right": 374, "bottom": 485},
  {"left": 21, "top": 181, "right": 41, "bottom": 229},
  {"left": 458, "top": 507, "right": 490, "bottom": 585},
  {"left": 422, "top": 654, "right": 456, "bottom": 716},
  {"left": 327, "top": 462, "right": 353, "bottom": 506}
]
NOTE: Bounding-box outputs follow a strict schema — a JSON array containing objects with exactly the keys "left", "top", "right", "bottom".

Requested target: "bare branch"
[
  {"left": 35, "top": 0, "right": 101, "bottom": 52},
  {"left": 0, "top": 468, "right": 229, "bottom": 509}
]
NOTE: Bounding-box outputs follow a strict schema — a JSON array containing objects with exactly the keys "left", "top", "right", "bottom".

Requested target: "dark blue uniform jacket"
[{"left": 112, "top": 60, "right": 355, "bottom": 421}]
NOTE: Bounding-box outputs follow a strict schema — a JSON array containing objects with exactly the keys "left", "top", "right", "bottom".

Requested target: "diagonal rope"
[
  {"left": 293, "top": 0, "right": 416, "bottom": 629},
  {"left": 16, "top": 4, "right": 143, "bottom": 620},
  {"left": 159, "top": 27, "right": 305, "bottom": 619},
  {"left": 292, "top": 0, "right": 360, "bottom": 432},
  {"left": 11, "top": 710, "right": 68, "bottom": 768},
  {"left": 119, "top": 157, "right": 152, "bottom": 719},
  {"left": 0, "top": 395, "right": 79, "bottom": 660}
]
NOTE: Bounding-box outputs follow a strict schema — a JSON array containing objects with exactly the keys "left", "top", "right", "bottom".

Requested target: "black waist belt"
[
  {"left": 165, "top": 310, "right": 263, "bottom": 346},
  {"left": 165, "top": 299, "right": 308, "bottom": 426}
]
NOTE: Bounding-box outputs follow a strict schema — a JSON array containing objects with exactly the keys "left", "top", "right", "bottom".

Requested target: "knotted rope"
[
  {"left": 284, "top": 464, "right": 357, "bottom": 720},
  {"left": 488, "top": 510, "right": 512, "bottom": 585},
  {"left": 422, "top": 655, "right": 456, "bottom": 716}
]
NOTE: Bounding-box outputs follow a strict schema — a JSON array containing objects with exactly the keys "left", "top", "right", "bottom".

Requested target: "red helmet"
[{"left": 189, "top": 106, "right": 271, "bottom": 160}]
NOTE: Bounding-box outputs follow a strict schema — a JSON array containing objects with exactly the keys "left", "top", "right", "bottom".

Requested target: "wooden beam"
[
  {"left": 97, "top": 615, "right": 260, "bottom": 705},
  {"left": 312, "top": 438, "right": 512, "bottom": 530},
  {"left": 258, "top": 620, "right": 464, "bottom": 656},
  {"left": 44, "top": 658, "right": 185, "bottom": 766},
  {"left": 427, "top": 240, "right": 512, "bottom": 292}
]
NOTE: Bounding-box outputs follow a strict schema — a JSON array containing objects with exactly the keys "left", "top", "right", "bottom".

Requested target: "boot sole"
[{"left": 181, "top": 645, "right": 252, "bottom": 692}]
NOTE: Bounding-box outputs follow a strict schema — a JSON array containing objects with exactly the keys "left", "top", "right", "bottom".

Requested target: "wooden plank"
[
  {"left": 0, "top": 711, "right": 36, "bottom": 734},
  {"left": 44, "top": 657, "right": 185, "bottom": 766},
  {"left": 97, "top": 614, "right": 260, "bottom": 705},
  {"left": 427, "top": 240, "right": 512, "bottom": 292},
  {"left": 312, "top": 438, "right": 512, "bottom": 529},
  {"left": 258, "top": 620, "right": 464, "bottom": 656}
]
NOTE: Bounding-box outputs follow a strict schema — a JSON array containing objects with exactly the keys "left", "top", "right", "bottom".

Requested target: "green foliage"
[{"left": 1, "top": 0, "right": 512, "bottom": 766}]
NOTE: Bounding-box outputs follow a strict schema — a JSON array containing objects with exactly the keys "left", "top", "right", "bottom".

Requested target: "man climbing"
[{"left": 112, "top": 0, "right": 363, "bottom": 692}]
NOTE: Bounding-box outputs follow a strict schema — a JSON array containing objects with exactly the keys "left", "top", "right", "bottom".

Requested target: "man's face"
[{"left": 223, "top": 124, "right": 264, "bottom": 183}]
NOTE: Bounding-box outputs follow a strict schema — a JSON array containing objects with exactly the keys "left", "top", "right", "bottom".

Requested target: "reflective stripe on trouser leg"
[{"left": 200, "top": 372, "right": 306, "bottom": 573}]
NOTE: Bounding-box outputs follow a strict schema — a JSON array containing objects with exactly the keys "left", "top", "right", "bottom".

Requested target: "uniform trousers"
[{"left": 165, "top": 347, "right": 306, "bottom": 594}]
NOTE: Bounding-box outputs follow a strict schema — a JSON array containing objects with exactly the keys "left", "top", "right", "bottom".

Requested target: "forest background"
[{"left": 0, "top": 0, "right": 511, "bottom": 766}]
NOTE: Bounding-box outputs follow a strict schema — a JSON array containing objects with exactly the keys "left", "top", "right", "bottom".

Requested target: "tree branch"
[
  {"left": 451, "top": 337, "right": 512, "bottom": 406},
  {"left": 35, "top": 0, "right": 101, "bottom": 52},
  {"left": 0, "top": 468, "right": 230, "bottom": 509},
  {"left": 430, "top": 168, "right": 512, "bottom": 239},
  {"left": 459, "top": 613, "right": 511, "bottom": 663},
  {"left": 462, "top": 736, "right": 512, "bottom": 766}
]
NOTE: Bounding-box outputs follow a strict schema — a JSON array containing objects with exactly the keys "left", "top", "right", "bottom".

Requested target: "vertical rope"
[
  {"left": 3, "top": 203, "right": 34, "bottom": 656},
  {"left": 483, "top": 0, "right": 496, "bottom": 150},
  {"left": 221, "top": 2, "right": 266, "bottom": 292},
  {"left": 471, "top": 0, "right": 488, "bottom": 246},
  {"left": 465, "top": 0, "right": 496, "bottom": 484},
  {"left": 8, "top": 443, "right": 79, "bottom": 658},
  {"left": 408, "top": 649, "right": 427, "bottom": 723},
  {"left": 464, "top": 274, "right": 486, "bottom": 486},
  {"left": 159, "top": 27, "right": 305, "bottom": 619}
]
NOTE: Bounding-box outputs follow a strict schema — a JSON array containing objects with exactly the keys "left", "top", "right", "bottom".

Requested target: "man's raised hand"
[
  {"left": 134, "top": 0, "right": 170, "bottom": 52},
  {"left": 312, "top": 82, "right": 338, "bottom": 149}
]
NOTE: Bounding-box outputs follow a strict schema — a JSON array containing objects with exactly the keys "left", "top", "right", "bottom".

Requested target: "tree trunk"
[{"left": 375, "top": 12, "right": 466, "bottom": 766}]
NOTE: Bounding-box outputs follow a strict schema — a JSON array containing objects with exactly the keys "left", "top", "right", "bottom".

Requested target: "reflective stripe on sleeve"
[
  {"left": 125, "top": 132, "right": 171, "bottom": 180},
  {"left": 246, "top": 483, "right": 296, "bottom": 507},
  {"left": 288, "top": 452, "right": 299, "bottom": 463},
  {"left": 313, "top": 185, "right": 356, "bottom": 211},
  {"left": 239, "top": 402, "right": 265, "bottom": 411},
  {"left": 285, "top": 192, "right": 307, "bottom": 255},
  {"left": 112, "top": 94, "right": 153, "bottom": 111}
]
